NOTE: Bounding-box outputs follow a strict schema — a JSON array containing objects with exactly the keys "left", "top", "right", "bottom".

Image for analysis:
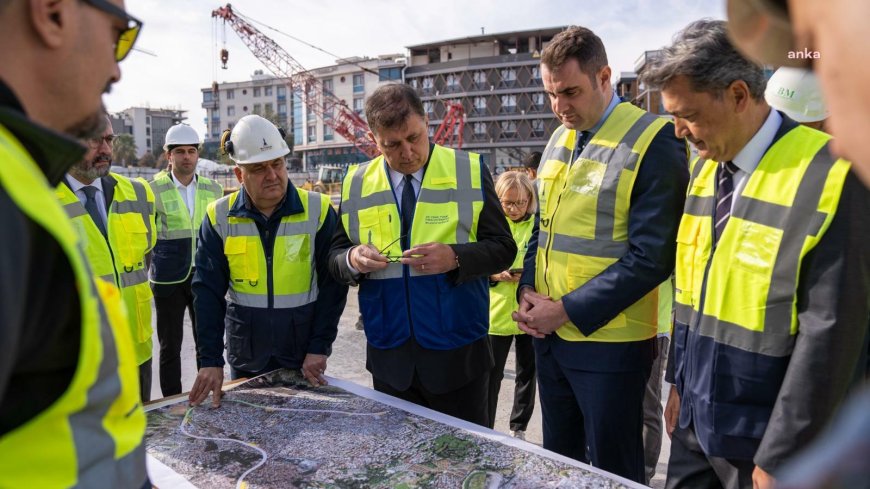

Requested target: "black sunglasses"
[
  {"left": 378, "top": 235, "right": 407, "bottom": 263},
  {"left": 81, "top": 0, "right": 143, "bottom": 62}
]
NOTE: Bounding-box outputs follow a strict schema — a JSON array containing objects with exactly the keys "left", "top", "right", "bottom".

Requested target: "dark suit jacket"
[{"left": 328, "top": 147, "right": 516, "bottom": 393}]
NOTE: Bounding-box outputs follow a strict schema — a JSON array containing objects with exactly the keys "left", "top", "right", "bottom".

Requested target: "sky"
[{"left": 105, "top": 0, "right": 726, "bottom": 137}]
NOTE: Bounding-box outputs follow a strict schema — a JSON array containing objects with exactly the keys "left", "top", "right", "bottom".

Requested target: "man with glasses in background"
[
  {"left": 0, "top": 0, "right": 149, "bottom": 486},
  {"left": 56, "top": 115, "right": 156, "bottom": 402},
  {"left": 328, "top": 84, "right": 515, "bottom": 426}
]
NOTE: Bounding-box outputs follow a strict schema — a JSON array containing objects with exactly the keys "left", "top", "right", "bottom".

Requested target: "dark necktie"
[
  {"left": 400, "top": 174, "right": 416, "bottom": 250},
  {"left": 715, "top": 161, "right": 737, "bottom": 244},
  {"left": 572, "top": 131, "right": 591, "bottom": 164},
  {"left": 82, "top": 185, "right": 108, "bottom": 238}
]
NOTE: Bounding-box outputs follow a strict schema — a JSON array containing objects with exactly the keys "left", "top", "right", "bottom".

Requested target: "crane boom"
[{"left": 211, "top": 3, "right": 464, "bottom": 161}]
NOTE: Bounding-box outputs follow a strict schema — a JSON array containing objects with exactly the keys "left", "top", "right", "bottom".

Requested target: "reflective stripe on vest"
[
  {"left": 150, "top": 173, "right": 223, "bottom": 240},
  {"left": 210, "top": 188, "right": 323, "bottom": 309},
  {"left": 536, "top": 103, "right": 669, "bottom": 342},
  {"left": 675, "top": 126, "right": 849, "bottom": 357},
  {"left": 149, "top": 173, "right": 223, "bottom": 284},
  {"left": 341, "top": 146, "right": 482, "bottom": 281},
  {"left": 0, "top": 124, "right": 145, "bottom": 487},
  {"left": 56, "top": 175, "right": 156, "bottom": 364}
]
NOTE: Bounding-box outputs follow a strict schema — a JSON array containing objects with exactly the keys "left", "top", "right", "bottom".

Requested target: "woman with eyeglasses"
[{"left": 486, "top": 170, "right": 538, "bottom": 439}]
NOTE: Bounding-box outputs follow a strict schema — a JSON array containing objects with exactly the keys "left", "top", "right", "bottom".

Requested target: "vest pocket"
[
  {"left": 117, "top": 212, "right": 149, "bottom": 266},
  {"left": 225, "top": 236, "right": 258, "bottom": 283},
  {"left": 675, "top": 218, "right": 701, "bottom": 306}
]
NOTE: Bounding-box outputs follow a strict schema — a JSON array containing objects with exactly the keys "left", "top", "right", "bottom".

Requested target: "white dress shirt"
[
  {"left": 66, "top": 174, "right": 108, "bottom": 227},
  {"left": 171, "top": 172, "right": 197, "bottom": 219}
]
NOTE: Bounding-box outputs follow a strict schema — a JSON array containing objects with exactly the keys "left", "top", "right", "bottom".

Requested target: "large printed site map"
[{"left": 146, "top": 369, "right": 637, "bottom": 488}]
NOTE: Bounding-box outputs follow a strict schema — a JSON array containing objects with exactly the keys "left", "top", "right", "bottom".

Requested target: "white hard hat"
[
  {"left": 163, "top": 124, "right": 201, "bottom": 150},
  {"left": 765, "top": 67, "right": 829, "bottom": 123},
  {"left": 225, "top": 115, "right": 289, "bottom": 165}
]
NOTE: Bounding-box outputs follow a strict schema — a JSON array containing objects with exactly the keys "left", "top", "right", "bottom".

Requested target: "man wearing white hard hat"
[
  {"left": 148, "top": 124, "right": 223, "bottom": 397},
  {"left": 189, "top": 115, "right": 348, "bottom": 407},
  {"left": 764, "top": 67, "right": 828, "bottom": 131}
]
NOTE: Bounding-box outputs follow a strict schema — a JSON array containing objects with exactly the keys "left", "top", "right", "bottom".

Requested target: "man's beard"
[{"left": 69, "top": 155, "right": 111, "bottom": 182}]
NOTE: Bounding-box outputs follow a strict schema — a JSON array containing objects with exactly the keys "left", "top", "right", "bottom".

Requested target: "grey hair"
[{"left": 641, "top": 19, "right": 766, "bottom": 100}]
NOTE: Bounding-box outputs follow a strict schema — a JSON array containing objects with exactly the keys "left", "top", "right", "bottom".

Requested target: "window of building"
[
  {"left": 253, "top": 103, "right": 261, "bottom": 114},
  {"left": 501, "top": 120, "right": 517, "bottom": 137},
  {"left": 145, "top": 127, "right": 150, "bottom": 136},
  {"left": 323, "top": 124, "right": 334, "bottom": 141},
  {"left": 421, "top": 76, "right": 434, "bottom": 94},
  {"left": 226, "top": 89, "right": 235, "bottom": 100},
  {"left": 446, "top": 73, "right": 459, "bottom": 92},
  {"left": 353, "top": 74, "right": 364, "bottom": 93},
  {"left": 474, "top": 122, "right": 487, "bottom": 136},
  {"left": 146, "top": 138, "right": 151, "bottom": 148},
  {"left": 378, "top": 67, "right": 402, "bottom": 81},
  {"left": 531, "top": 119, "right": 545, "bottom": 137},
  {"left": 264, "top": 86, "right": 273, "bottom": 96},
  {"left": 532, "top": 92, "right": 545, "bottom": 110},
  {"left": 532, "top": 66, "right": 542, "bottom": 83},
  {"left": 473, "top": 70, "right": 487, "bottom": 88},
  {"left": 227, "top": 105, "right": 235, "bottom": 116},
  {"left": 278, "top": 102, "right": 287, "bottom": 114},
  {"left": 307, "top": 124, "right": 316, "bottom": 143},
  {"left": 265, "top": 103, "right": 273, "bottom": 114},
  {"left": 353, "top": 97, "right": 364, "bottom": 114},
  {"left": 473, "top": 96, "right": 486, "bottom": 115},
  {"left": 500, "top": 94, "right": 517, "bottom": 113},
  {"left": 423, "top": 101, "right": 434, "bottom": 117},
  {"left": 499, "top": 68, "right": 517, "bottom": 87},
  {"left": 323, "top": 78, "right": 334, "bottom": 95},
  {"left": 146, "top": 116, "right": 151, "bottom": 125},
  {"left": 203, "top": 91, "right": 213, "bottom": 102},
  {"left": 253, "top": 87, "right": 261, "bottom": 97},
  {"left": 277, "top": 86, "right": 286, "bottom": 96}
]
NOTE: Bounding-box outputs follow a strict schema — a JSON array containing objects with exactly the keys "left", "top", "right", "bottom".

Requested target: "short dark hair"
[
  {"left": 522, "top": 151, "right": 542, "bottom": 170},
  {"left": 541, "top": 26, "right": 609, "bottom": 81},
  {"left": 365, "top": 84, "right": 425, "bottom": 134},
  {"left": 641, "top": 19, "right": 767, "bottom": 100}
]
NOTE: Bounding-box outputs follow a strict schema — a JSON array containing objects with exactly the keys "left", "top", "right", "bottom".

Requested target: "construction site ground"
[{"left": 149, "top": 286, "right": 670, "bottom": 488}]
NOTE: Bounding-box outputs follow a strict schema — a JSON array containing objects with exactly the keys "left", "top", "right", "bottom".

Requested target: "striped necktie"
[
  {"left": 715, "top": 161, "right": 737, "bottom": 244},
  {"left": 82, "top": 185, "right": 108, "bottom": 238}
]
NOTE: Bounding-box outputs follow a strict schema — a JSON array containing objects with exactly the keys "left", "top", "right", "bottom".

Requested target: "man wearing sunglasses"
[
  {"left": 56, "top": 115, "right": 157, "bottom": 402},
  {"left": 328, "top": 84, "right": 516, "bottom": 427},
  {"left": 0, "top": 0, "right": 148, "bottom": 486}
]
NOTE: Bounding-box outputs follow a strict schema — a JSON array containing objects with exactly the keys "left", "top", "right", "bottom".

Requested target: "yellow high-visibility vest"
[
  {"left": 339, "top": 146, "right": 489, "bottom": 350},
  {"left": 148, "top": 172, "right": 223, "bottom": 284},
  {"left": 674, "top": 125, "right": 849, "bottom": 353},
  {"left": 56, "top": 174, "right": 156, "bottom": 364},
  {"left": 490, "top": 215, "right": 534, "bottom": 336},
  {"left": 536, "top": 102, "right": 669, "bottom": 342},
  {"left": 207, "top": 187, "right": 328, "bottom": 309},
  {"left": 0, "top": 124, "right": 145, "bottom": 487}
]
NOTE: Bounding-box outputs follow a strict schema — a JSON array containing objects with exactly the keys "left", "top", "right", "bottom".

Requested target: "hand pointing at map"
[
  {"left": 190, "top": 367, "right": 224, "bottom": 408},
  {"left": 302, "top": 354, "right": 329, "bottom": 387}
]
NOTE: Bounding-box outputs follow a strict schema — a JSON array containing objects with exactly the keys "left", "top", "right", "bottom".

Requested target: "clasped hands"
[
  {"left": 512, "top": 287, "right": 570, "bottom": 338},
  {"left": 349, "top": 242, "right": 457, "bottom": 275}
]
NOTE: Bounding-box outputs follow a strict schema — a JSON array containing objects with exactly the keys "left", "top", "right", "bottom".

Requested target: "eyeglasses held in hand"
[
  {"left": 377, "top": 234, "right": 407, "bottom": 263},
  {"left": 82, "top": 0, "right": 143, "bottom": 62}
]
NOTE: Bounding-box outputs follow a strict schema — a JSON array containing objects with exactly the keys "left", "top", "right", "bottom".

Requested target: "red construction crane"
[{"left": 211, "top": 4, "right": 464, "bottom": 160}]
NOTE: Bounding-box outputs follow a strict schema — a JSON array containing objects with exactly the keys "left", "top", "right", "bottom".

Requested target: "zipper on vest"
[
  {"left": 684, "top": 168, "right": 719, "bottom": 405},
  {"left": 265, "top": 228, "right": 273, "bottom": 310}
]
